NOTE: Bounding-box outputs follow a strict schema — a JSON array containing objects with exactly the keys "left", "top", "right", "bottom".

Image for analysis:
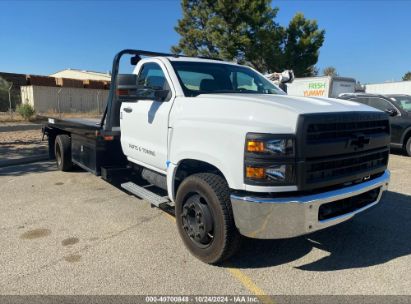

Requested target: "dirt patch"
[
  {"left": 0, "top": 126, "right": 47, "bottom": 161},
  {"left": 62, "top": 237, "right": 79, "bottom": 246},
  {"left": 64, "top": 254, "right": 82, "bottom": 263},
  {"left": 20, "top": 228, "right": 51, "bottom": 240},
  {"left": 0, "top": 112, "right": 101, "bottom": 123},
  {"left": 0, "top": 113, "right": 25, "bottom": 123}
]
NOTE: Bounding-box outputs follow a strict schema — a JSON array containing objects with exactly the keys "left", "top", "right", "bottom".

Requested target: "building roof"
[{"left": 49, "top": 69, "right": 111, "bottom": 81}]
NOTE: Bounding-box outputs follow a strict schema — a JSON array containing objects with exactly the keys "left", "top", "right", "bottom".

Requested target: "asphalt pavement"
[{"left": 0, "top": 154, "right": 410, "bottom": 298}]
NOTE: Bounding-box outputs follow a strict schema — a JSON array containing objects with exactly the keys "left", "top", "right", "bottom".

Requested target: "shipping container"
[
  {"left": 27, "top": 75, "right": 56, "bottom": 87},
  {"left": 83, "top": 79, "right": 105, "bottom": 89},
  {"left": 365, "top": 80, "right": 411, "bottom": 95},
  {"left": 20, "top": 85, "right": 109, "bottom": 113},
  {"left": 0, "top": 72, "right": 27, "bottom": 86},
  {"left": 55, "top": 77, "right": 84, "bottom": 88},
  {"left": 286, "top": 76, "right": 356, "bottom": 98}
]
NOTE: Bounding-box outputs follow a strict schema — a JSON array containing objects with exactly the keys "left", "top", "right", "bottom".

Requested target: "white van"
[{"left": 286, "top": 76, "right": 356, "bottom": 98}]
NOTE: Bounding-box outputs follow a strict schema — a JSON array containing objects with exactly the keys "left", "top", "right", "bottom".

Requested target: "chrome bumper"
[{"left": 230, "top": 170, "right": 390, "bottom": 239}]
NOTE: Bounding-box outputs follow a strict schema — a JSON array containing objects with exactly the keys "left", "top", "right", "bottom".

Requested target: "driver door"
[{"left": 120, "top": 61, "right": 173, "bottom": 172}]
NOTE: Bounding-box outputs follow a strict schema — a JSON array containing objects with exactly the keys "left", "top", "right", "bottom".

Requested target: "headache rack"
[{"left": 101, "top": 49, "right": 221, "bottom": 132}]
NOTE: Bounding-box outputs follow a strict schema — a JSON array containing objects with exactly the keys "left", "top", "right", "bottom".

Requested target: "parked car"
[{"left": 338, "top": 93, "right": 411, "bottom": 156}]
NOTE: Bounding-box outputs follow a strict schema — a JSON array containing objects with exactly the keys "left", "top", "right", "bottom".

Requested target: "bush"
[{"left": 16, "top": 103, "right": 35, "bottom": 120}]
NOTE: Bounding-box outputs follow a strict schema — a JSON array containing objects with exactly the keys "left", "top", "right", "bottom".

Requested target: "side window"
[
  {"left": 367, "top": 98, "right": 396, "bottom": 112},
  {"left": 137, "top": 62, "right": 171, "bottom": 101},
  {"left": 233, "top": 71, "right": 258, "bottom": 91},
  {"left": 176, "top": 71, "right": 214, "bottom": 91}
]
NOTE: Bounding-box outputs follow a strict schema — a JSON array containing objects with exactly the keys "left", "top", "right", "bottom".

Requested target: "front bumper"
[{"left": 230, "top": 170, "right": 390, "bottom": 239}]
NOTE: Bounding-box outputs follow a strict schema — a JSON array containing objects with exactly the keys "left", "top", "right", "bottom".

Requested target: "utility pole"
[{"left": 8, "top": 83, "right": 13, "bottom": 119}]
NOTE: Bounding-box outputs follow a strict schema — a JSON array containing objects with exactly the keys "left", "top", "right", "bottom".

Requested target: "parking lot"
[{"left": 0, "top": 154, "right": 410, "bottom": 297}]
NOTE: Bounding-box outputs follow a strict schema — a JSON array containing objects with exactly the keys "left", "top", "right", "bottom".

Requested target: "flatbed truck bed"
[{"left": 42, "top": 116, "right": 126, "bottom": 176}]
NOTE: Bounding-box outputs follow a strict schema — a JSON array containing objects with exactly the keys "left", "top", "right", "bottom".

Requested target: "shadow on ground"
[
  {"left": 0, "top": 143, "right": 47, "bottom": 160},
  {"left": 226, "top": 191, "right": 411, "bottom": 271},
  {"left": 0, "top": 161, "right": 88, "bottom": 176},
  {"left": 0, "top": 161, "right": 56, "bottom": 176},
  {"left": 0, "top": 161, "right": 65, "bottom": 176},
  {"left": 390, "top": 148, "right": 408, "bottom": 157},
  {"left": 0, "top": 123, "right": 42, "bottom": 133}
]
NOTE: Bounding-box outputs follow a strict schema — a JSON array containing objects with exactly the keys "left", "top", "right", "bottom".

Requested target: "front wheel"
[{"left": 175, "top": 173, "right": 241, "bottom": 264}]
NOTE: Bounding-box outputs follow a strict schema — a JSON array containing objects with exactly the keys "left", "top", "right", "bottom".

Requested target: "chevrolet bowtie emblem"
[{"left": 349, "top": 133, "right": 370, "bottom": 149}]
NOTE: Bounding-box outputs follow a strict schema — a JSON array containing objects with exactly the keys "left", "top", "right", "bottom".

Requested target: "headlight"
[
  {"left": 246, "top": 137, "right": 295, "bottom": 156},
  {"left": 244, "top": 133, "right": 296, "bottom": 186},
  {"left": 245, "top": 164, "right": 296, "bottom": 185}
]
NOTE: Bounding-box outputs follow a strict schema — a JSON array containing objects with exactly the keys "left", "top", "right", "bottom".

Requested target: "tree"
[
  {"left": 323, "top": 66, "right": 338, "bottom": 77},
  {"left": 402, "top": 72, "right": 411, "bottom": 81},
  {"left": 172, "top": 0, "right": 325, "bottom": 76},
  {"left": 0, "top": 77, "right": 11, "bottom": 112},
  {"left": 0, "top": 76, "right": 9, "bottom": 92},
  {"left": 281, "top": 13, "right": 325, "bottom": 77}
]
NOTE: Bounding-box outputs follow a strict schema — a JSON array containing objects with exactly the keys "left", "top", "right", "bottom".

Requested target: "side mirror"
[
  {"left": 135, "top": 88, "right": 170, "bottom": 102},
  {"left": 385, "top": 108, "right": 398, "bottom": 117},
  {"left": 117, "top": 74, "right": 138, "bottom": 101},
  {"left": 153, "top": 89, "right": 170, "bottom": 102},
  {"left": 116, "top": 74, "right": 170, "bottom": 102}
]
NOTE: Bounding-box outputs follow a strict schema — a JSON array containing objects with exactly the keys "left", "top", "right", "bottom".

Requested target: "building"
[
  {"left": 365, "top": 80, "right": 411, "bottom": 95},
  {"left": 50, "top": 69, "right": 111, "bottom": 81}
]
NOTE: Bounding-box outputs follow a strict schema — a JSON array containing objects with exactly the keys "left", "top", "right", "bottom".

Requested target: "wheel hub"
[{"left": 181, "top": 194, "right": 213, "bottom": 246}]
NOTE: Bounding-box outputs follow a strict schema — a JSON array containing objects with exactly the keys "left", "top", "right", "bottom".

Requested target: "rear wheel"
[
  {"left": 54, "top": 134, "right": 73, "bottom": 171},
  {"left": 175, "top": 173, "right": 241, "bottom": 264},
  {"left": 47, "top": 135, "right": 55, "bottom": 159},
  {"left": 405, "top": 137, "right": 411, "bottom": 157}
]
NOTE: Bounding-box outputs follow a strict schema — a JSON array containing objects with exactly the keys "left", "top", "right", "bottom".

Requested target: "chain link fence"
[{"left": 20, "top": 86, "right": 109, "bottom": 116}]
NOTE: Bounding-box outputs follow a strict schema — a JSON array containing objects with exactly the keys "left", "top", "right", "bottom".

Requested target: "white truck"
[
  {"left": 286, "top": 76, "right": 356, "bottom": 98},
  {"left": 43, "top": 50, "right": 391, "bottom": 264}
]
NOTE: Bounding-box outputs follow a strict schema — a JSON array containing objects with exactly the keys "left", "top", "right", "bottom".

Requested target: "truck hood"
[
  {"left": 175, "top": 93, "right": 381, "bottom": 134},
  {"left": 196, "top": 93, "right": 374, "bottom": 114}
]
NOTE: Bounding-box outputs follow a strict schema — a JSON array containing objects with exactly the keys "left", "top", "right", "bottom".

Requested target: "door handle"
[{"left": 123, "top": 107, "right": 133, "bottom": 113}]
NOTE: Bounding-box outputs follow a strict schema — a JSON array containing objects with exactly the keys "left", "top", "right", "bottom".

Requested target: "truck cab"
[{"left": 43, "top": 50, "right": 391, "bottom": 264}]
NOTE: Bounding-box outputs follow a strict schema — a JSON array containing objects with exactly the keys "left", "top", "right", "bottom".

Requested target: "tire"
[
  {"left": 175, "top": 173, "right": 241, "bottom": 264},
  {"left": 405, "top": 137, "right": 411, "bottom": 157},
  {"left": 54, "top": 134, "right": 73, "bottom": 171},
  {"left": 48, "top": 135, "right": 55, "bottom": 159}
]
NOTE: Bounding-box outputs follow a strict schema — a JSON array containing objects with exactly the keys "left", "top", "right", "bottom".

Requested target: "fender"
[
  {"left": 166, "top": 156, "right": 234, "bottom": 202},
  {"left": 400, "top": 126, "right": 411, "bottom": 145}
]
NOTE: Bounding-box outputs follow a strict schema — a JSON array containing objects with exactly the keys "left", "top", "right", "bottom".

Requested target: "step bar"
[{"left": 121, "top": 181, "right": 172, "bottom": 207}]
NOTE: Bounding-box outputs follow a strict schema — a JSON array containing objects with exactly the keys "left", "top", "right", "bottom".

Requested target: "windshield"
[
  {"left": 390, "top": 96, "right": 411, "bottom": 112},
  {"left": 170, "top": 61, "right": 285, "bottom": 97}
]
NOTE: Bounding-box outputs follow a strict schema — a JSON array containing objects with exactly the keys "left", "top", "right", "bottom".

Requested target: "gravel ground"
[
  {"left": 0, "top": 154, "right": 410, "bottom": 299},
  {"left": 0, "top": 123, "right": 47, "bottom": 162}
]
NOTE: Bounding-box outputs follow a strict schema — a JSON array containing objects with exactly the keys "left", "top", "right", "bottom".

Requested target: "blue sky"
[{"left": 0, "top": 0, "right": 410, "bottom": 84}]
